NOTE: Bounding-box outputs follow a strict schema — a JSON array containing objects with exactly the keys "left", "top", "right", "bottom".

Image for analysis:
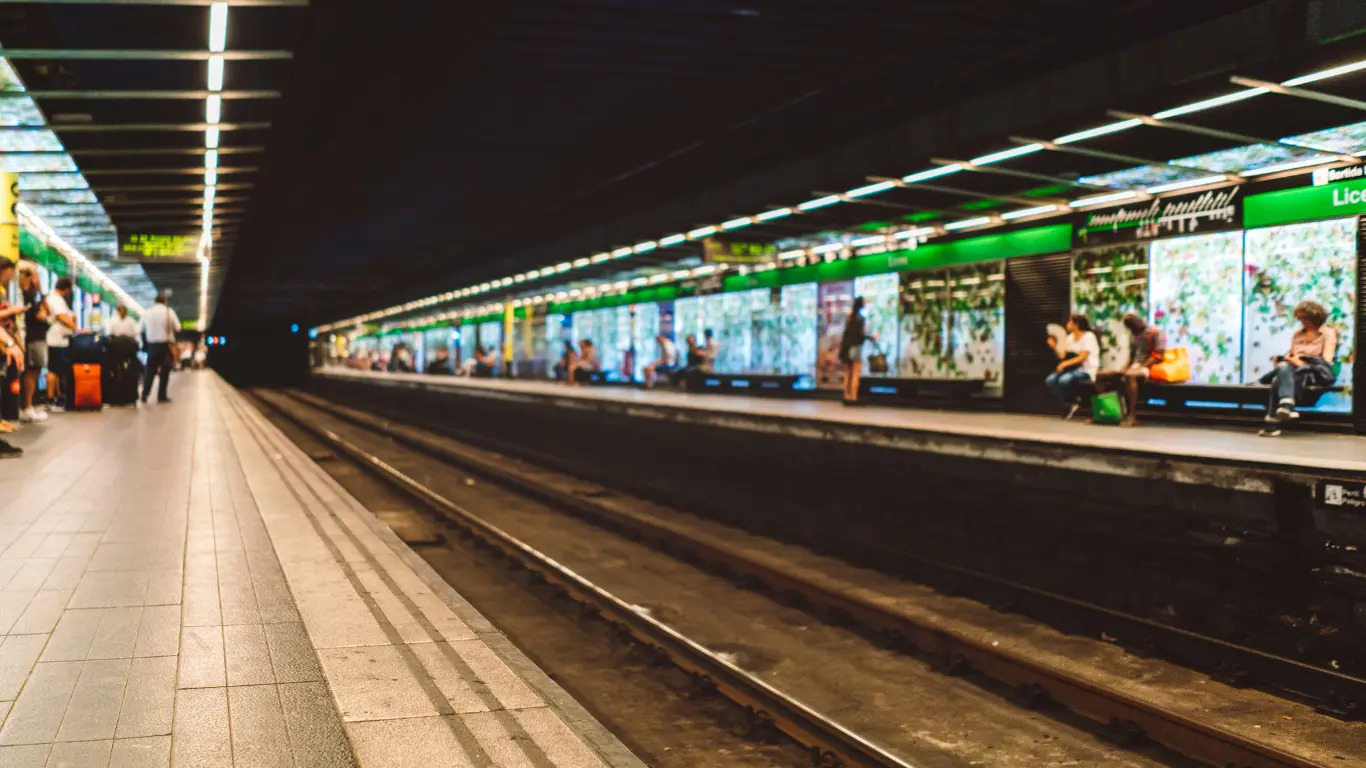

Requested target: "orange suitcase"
[{"left": 71, "top": 363, "right": 102, "bottom": 411}]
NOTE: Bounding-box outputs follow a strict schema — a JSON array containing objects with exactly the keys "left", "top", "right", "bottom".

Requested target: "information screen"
[{"left": 119, "top": 233, "right": 199, "bottom": 262}]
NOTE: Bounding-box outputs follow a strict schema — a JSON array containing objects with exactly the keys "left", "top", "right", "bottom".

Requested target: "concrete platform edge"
[{"left": 220, "top": 378, "right": 647, "bottom": 768}]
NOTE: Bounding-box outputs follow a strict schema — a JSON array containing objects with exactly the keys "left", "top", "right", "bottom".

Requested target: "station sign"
[
  {"left": 118, "top": 233, "right": 200, "bottom": 263},
  {"left": 1074, "top": 185, "right": 1242, "bottom": 246},
  {"left": 676, "top": 273, "right": 725, "bottom": 297},
  {"left": 1244, "top": 174, "right": 1366, "bottom": 229},
  {"left": 1315, "top": 479, "right": 1366, "bottom": 512},
  {"left": 703, "top": 239, "right": 778, "bottom": 264}
]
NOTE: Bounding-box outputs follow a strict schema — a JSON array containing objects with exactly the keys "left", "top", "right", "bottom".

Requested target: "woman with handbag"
[
  {"left": 840, "top": 297, "right": 877, "bottom": 406},
  {"left": 1259, "top": 300, "right": 1337, "bottom": 437}
]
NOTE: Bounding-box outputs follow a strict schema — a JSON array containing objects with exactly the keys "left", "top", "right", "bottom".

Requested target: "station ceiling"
[{"left": 0, "top": 0, "right": 1291, "bottom": 329}]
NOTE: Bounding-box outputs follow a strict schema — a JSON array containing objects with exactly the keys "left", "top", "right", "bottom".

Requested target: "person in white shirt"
[
  {"left": 643, "top": 333, "right": 678, "bottom": 389},
  {"left": 700, "top": 328, "right": 719, "bottom": 373},
  {"left": 139, "top": 292, "right": 180, "bottom": 404},
  {"left": 44, "top": 278, "right": 85, "bottom": 410},
  {"left": 1045, "top": 313, "right": 1100, "bottom": 420},
  {"left": 106, "top": 305, "right": 139, "bottom": 338}
]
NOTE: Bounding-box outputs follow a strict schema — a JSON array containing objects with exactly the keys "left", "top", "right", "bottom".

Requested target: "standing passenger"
[
  {"left": 44, "top": 278, "right": 82, "bottom": 410},
  {"left": 18, "top": 266, "right": 47, "bottom": 422},
  {"left": 106, "top": 305, "right": 139, "bottom": 338},
  {"left": 1259, "top": 300, "right": 1337, "bottom": 437},
  {"left": 0, "top": 258, "right": 24, "bottom": 448},
  {"left": 840, "top": 297, "right": 876, "bottom": 405},
  {"left": 139, "top": 292, "right": 180, "bottom": 404},
  {"left": 1045, "top": 313, "right": 1099, "bottom": 420},
  {"left": 700, "top": 329, "right": 719, "bottom": 373}
]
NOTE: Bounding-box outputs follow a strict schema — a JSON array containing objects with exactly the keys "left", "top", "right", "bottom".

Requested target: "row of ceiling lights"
[
  {"left": 316, "top": 56, "right": 1366, "bottom": 335},
  {"left": 196, "top": 2, "right": 229, "bottom": 331}
]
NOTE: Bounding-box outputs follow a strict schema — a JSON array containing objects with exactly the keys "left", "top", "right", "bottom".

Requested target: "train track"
[{"left": 255, "top": 387, "right": 1348, "bottom": 768}]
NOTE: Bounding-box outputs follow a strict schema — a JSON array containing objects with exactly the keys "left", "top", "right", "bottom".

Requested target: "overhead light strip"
[{"left": 315, "top": 54, "right": 1366, "bottom": 334}]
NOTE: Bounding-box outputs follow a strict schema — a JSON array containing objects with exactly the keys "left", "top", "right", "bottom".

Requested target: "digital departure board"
[{"left": 119, "top": 233, "right": 199, "bottom": 262}]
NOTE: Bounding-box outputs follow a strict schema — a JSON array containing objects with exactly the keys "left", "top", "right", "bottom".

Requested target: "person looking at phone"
[
  {"left": 1045, "top": 313, "right": 1099, "bottom": 420},
  {"left": 1259, "top": 300, "right": 1337, "bottom": 437}
]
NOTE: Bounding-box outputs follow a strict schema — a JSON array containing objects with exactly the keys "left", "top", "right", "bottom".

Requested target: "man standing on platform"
[
  {"left": 139, "top": 292, "right": 180, "bottom": 404},
  {"left": 43, "top": 277, "right": 82, "bottom": 410},
  {"left": 18, "top": 266, "right": 47, "bottom": 423}
]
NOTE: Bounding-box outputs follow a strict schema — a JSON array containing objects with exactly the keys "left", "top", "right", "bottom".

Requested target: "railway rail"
[{"left": 253, "top": 386, "right": 1354, "bottom": 768}]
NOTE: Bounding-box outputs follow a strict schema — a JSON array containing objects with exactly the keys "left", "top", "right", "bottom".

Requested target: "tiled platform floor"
[
  {"left": 0, "top": 372, "right": 637, "bottom": 767},
  {"left": 321, "top": 367, "right": 1366, "bottom": 479}
]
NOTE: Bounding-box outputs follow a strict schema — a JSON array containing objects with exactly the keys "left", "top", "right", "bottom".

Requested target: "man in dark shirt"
[
  {"left": 1096, "top": 312, "right": 1165, "bottom": 426},
  {"left": 18, "top": 266, "right": 48, "bottom": 423}
]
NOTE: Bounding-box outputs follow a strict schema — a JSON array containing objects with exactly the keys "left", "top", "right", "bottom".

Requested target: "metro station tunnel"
[{"left": 1, "top": 1, "right": 1366, "bottom": 766}]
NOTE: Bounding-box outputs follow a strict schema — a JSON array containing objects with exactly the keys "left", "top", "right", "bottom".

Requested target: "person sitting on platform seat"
[
  {"left": 571, "top": 339, "right": 599, "bottom": 385},
  {"left": 1045, "top": 313, "right": 1099, "bottom": 420},
  {"left": 1259, "top": 300, "right": 1337, "bottom": 438},
  {"left": 678, "top": 334, "right": 704, "bottom": 390},
  {"left": 554, "top": 340, "right": 576, "bottom": 383},
  {"left": 426, "top": 347, "right": 454, "bottom": 375},
  {"left": 1095, "top": 313, "right": 1165, "bottom": 427},
  {"left": 472, "top": 345, "right": 496, "bottom": 378},
  {"left": 644, "top": 334, "right": 678, "bottom": 389}
]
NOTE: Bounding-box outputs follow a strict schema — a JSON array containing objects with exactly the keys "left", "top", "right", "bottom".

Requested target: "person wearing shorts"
[{"left": 19, "top": 266, "right": 48, "bottom": 423}]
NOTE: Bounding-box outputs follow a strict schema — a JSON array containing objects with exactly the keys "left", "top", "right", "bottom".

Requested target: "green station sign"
[{"left": 1244, "top": 174, "right": 1366, "bottom": 228}]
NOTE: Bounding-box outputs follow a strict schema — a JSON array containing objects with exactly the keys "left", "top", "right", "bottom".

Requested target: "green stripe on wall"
[{"left": 724, "top": 223, "right": 1072, "bottom": 292}]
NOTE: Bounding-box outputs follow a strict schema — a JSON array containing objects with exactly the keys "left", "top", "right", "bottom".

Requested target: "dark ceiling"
[{"left": 3, "top": 0, "right": 1290, "bottom": 329}]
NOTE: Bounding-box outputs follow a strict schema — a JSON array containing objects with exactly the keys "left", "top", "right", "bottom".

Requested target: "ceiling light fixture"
[{"left": 1000, "top": 204, "right": 1059, "bottom": 221}]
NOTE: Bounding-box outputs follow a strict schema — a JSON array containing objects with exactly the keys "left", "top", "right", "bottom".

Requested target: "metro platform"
[
  {"left": 0, "top": 372, "right": 640, "bottom": 768},
  {"left": 316, "top": 367, "right": 1366, "bottom": 492}
]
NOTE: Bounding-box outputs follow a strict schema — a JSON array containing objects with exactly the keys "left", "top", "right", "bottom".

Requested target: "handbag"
[
  {"left": 866, "top": 340, "right": 889, "bottom": 375},
  {"left": 1149, "top": 347, "right": 1191, "bottom": 383},
  {"left": 1090, "top": 391, "right": 1123, "bottom": 425}
]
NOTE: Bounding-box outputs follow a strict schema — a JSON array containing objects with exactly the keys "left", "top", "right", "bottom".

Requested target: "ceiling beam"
[
  {"left": 113, "top": 208, "right": 245, "bottom": 217},
  {"left": 0, "top": 123, "right": 271, "bottom": 133},
  {"left": 1230, "top": 76, "right": 1366, "bottom": 113},
  {"left": 99, "top": 196, "right": 249, "bottom": 206},
  {"left": 68, "top": 146, "right": 264, "bottom": 157},
  {"left": 1106, "top": 110, "right": 1359, "bottom": 164},
  {"left": 7, "top": 90, "right": 280, "bottom": 100},
  {"left": 0, "top": 49, "right": 292, "bottom": 61},
  {"left": 927, "top": 159, "right": 1114, "bottom": 191},
  {"left": 82, "top": 166, "right": 259, "bottom": 176},
  {"left": 0, "top": 1, "right": 308, "bottom": 6},
  {"left": 90, "top": 182, "right": 254, "bottom": 192},
  {"left": 1013, "top": 136, "right": 1244, "bottom": 183}
]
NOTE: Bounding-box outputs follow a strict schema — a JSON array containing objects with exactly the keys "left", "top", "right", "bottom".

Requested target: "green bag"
[{"left": 1090, "top": 391, "right": 1123, "bottom": 425}]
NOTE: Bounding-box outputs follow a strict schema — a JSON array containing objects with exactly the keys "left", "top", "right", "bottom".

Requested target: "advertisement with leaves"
[
  {"left": 1149, "top": 232, "right": 1245, "bottom": 384},
  {"left": 1243, "top": 217, "right": 1357, "bottom": 400},
  {"left": 1072, "top": 244, "right": 1149, "bottom": 371}
]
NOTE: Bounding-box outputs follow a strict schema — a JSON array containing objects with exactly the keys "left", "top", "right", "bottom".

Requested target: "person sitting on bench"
[
  {"left": 1095, "top": 313, "right": 1165, "bottom": 427},
  {"left": 1259, "top": 300, "right": 1337, "bottom": 438},
  {"left": 571, "top": 339, "right": 599, "bottom": 385},
  {"left": 1045, "top": 313, "right": 1099, "bottom": 420}
]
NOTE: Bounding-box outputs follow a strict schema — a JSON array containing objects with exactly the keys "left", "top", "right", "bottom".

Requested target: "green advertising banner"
[{"left": 1244, "top": 175, "right": 1366, "bottom": 229}]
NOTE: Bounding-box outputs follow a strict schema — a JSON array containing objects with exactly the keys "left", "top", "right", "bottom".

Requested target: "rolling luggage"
[
  {"left": 69, "top": 332, "right": 104, "bottom": 364},
  {"left": 71, "top": 363, "right": 102, "bottom": 411},
  {"left": 102, "top": 336, "right": 140, "bottom": 406}
]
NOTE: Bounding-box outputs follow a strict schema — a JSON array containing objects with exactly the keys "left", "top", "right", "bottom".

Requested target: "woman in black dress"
[{"left": 840, "top": 297, "right": 874, "bottom": 405}]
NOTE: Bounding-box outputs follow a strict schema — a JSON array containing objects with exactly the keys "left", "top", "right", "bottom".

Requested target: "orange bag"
[
  {"left": 71, "top": 363, "right": 102, "bottom": 411},
  {"left": 1149, "top": 348, "right": 1191, "bottom": 383}
]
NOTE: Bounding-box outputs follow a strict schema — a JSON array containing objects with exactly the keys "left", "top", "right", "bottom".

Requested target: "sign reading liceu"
[{"left": 118, "top": 233, "right": 200, "bottom": 263}]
